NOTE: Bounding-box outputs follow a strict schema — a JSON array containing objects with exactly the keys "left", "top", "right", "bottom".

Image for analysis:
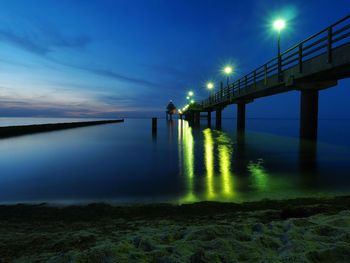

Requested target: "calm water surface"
[{"left": 1, "top": 117, "right": 350, "bottom": 204}]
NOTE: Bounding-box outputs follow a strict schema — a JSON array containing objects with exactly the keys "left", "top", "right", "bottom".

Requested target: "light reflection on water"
[{"left": 1, "top": 118, "right": 350, "bottom": 204}]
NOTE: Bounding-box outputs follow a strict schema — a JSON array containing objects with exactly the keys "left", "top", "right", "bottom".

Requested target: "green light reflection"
[
  {"left": 217, "top": 133, "right": 234, "bottom": 198},
  {"left": 179, "top": 120, "right": 197, "bottom": 203},
  {"left": 179, "top": 123, "right": 237, "bottom": 203},
  {"left": 248, "top": 159, "right": 269, "bottom": 192},
  {"left": 203, "top": 128, "right": 215, "bottom": 199}
]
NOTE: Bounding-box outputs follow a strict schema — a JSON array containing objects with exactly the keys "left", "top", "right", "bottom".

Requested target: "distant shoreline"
[{"left": 0, "top": 119, "right": 124, "bottom": 138}]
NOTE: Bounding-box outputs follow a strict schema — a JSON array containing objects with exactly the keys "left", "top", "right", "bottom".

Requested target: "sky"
[{"left": 0, "top": 0, "right": 349, "bottom": 118}]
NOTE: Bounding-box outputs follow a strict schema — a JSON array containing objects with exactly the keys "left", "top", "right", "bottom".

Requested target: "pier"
[{"left": 183, "top": 15, "right": 350, "bottom": 140}]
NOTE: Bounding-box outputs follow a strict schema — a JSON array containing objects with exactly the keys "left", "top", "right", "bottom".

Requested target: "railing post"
[
  {"left": 278, "top": 55, "right": 282, "bottom": 82},
  {"left": 253, "top": 70, "right": 256, "bottom": 88},
  {"left": 264, "top": 64, "right": 267, "bottom": 85},
  {"left": 231, "top": 83, "right": 234, "bottom": 99},
  {"left": 245, "top": 76, "right": 247, "bottom": 88},
  {"left": 327, "top": 27, "right": 333, "bottom": 63},
  {"left": 298, "top": 43, "right": 303, "bottom": 73},
  {"left": 220, "top": 81, "right": 223, "bottom": 101},
  {"left": 238, "top": 79, "right": 241, "bottom": 94}
]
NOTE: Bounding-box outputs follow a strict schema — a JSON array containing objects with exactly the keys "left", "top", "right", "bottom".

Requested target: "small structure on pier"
[{"left": 166, "top": 100, "right": 176, "bottom": 120}]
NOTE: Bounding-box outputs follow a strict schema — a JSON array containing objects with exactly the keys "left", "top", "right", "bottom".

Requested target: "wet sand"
[{"left": 0, "top": 196, "right": 350, "bottom": 262}]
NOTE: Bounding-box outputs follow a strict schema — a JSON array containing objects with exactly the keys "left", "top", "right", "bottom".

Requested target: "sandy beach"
[{"left": 1, "top": 196, "right": 350, "bottom": 262}]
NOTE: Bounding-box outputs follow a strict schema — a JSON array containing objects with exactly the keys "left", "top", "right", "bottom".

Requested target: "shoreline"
[
  {"left": 0, "top": 119, "right": 124, "bottom": 138},
  {"left": 1, "top": 195, "right": 350, "bottom": 262},
  {"left": 1, "top": 195, "right": 350, "bottom": 220}
]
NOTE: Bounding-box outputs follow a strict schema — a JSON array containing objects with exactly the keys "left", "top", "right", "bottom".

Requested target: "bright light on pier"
[
  {"left": 190, "top": 99, "right": 195, "bottom": 104},
  {"left": 207, "top": 82, "right": 214, "bottom": 90},
  {"left": 188, "top": 91, "right": 194, "bottom": 97},
  {"left": 273, "top": 19, "right": 286, "bottom": 31},
  {"left": 223, "top": 66, "right": 233, "bottom": 75}
]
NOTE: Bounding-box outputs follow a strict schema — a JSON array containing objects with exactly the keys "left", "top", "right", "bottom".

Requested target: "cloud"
[
  {"left": 0, "top": 27, "right": 90, "bottom": 56},
  {"left": 0, "top": 19, "right": 158, "bottom": 89},
  {"left": 83, "top": 67, "right": 158, "bottom": 87}
]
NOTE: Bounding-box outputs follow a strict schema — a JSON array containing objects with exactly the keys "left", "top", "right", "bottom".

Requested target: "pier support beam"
[
  {"left": 300, "top": 89, "right": 319, "bottom": 140},
  {"left": 207, "top": 111, "right": 211, "bottom": 127},
  {"left": 194, "top": 111, "right": 200, "bottom": 126},
  {"left": 237, "top": 103, "right": 246, "bottom": 132},
  {"left": 216, "top": 108, "right": 222, "bottom": 129}
]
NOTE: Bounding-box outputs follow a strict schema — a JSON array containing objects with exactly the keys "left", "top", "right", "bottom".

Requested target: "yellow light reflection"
[
  {"left": 179, "top": 120, "right": 197, "bottom": 203},
  {"left": 203, "top": 129, "right": 215, "bottom": 199},
  {"left": 248, "top": 159, "right": 269, "bottom": 192},
  {"left": 217, "top": 133, "right": 234, "bottom": 198}
]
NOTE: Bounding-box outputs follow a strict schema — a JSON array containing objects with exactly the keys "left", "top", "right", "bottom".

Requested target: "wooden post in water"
[{"left": 152, "top": 117, "right": 157, "bottom": 134}]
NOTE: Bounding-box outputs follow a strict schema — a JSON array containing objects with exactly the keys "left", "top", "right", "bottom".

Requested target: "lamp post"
[
  {"left": 207, "top": 82, "right": 214, "bottom": 91},
  {"left": 273, "top": 19, "right": 286, "bottom": 79},
  {"left": 223, "top": 66, "right": 233, "bottom": 87},
  {"left": 273, "top": 19, "right": 286, "bottom": 56},
  {"left": 206, "top": 82, "right": 214, "bottom": 103}
]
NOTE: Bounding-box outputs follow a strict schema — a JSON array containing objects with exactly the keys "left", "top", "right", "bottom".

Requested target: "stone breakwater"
[{"left": 0, "top": 119, "right": 124, "bottom": 138}]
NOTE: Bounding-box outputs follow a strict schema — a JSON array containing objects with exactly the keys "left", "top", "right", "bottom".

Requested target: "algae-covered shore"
[{"left": 1, "top": 196, "right": 350, "bottom": 263}]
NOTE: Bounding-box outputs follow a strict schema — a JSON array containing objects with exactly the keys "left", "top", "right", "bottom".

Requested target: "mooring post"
[
  {"left": 300, "top": 89, "right": 319, "bottom": 140},
  {"left": 237, "top": 103, "right": 246, "bottom": 132},
  {"left": 152, "top": 117, "right": 157, "bottom": 134},
  {"left": 216, "top": 108, "right": 222, "bottom": 129}
]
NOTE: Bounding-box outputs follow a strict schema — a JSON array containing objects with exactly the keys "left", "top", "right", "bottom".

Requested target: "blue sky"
[{"left": 0, "top": 0, "right": 349, "bottom": 118}]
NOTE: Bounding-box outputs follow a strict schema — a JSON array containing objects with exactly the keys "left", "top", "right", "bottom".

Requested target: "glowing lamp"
[
  {"left": 224, "top": 66, "right": 233, "bottom": 75},
  {"left": 207, "top": 82, "right": 214, "bottom": 90},
  {"left": 273, "top": 19, "right": 286, "bottom": 31}
]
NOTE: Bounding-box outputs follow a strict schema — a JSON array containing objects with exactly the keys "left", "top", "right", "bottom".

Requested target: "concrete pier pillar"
[
  {"left": 300, "top": 89, "right": 319, "bottom": 140},
  {"left": 207, "top": 111, "right": 211, "bottom": 127},
  {"left": 216, "top": 108, "right": 222, "bottom": 129},
  {"left": 194, "top": 111, "right": 200, "bottom": 126},
  {"left": 237, "top": 103, "right": 246, "bottom": 132}
]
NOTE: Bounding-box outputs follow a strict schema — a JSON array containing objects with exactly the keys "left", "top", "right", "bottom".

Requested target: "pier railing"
[{"left": 202, "top": 15, "right": 350, "bottom": 108}]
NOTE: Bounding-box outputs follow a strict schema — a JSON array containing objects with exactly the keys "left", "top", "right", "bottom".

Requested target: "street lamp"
[
  {"left": 206, "top": 82, "right": 214, "bottom": 90},
  {"left": 273, "top": 19, "right": 286, "bottom": 57},
  {"left": 273, "top": 19, "right": 286, "bottom": 80},
  {"left": 186, "top": 96, "right": 190, "bottom": 100},
  {"left": 190, "top": 99, "right": 195, "bottom": 104},
  {"left": 206, "top": 81, "right": 214, "bottom": 100},
  {"left": 188, "top": 91, "right": 194, "bottom": 97},
  {"left": 223, "top": 66, "right": 233, "bottom": 86}
]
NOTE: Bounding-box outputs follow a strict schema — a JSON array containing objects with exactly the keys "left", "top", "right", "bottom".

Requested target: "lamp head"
[
  {"left": 273, "top": 19, "right": 286, "bottom": 32},
  {"left": 207, "top": 82, "right": 214, "bottom": 90},
  {"left": 224, "top": 66, "right": 233, "bottom": 75}
]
